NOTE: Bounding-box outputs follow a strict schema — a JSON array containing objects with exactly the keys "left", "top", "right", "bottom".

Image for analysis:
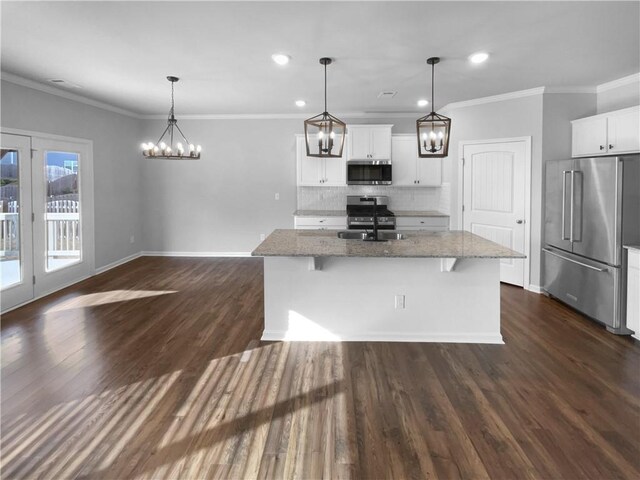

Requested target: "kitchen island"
[{"left": 252, "top": 229, "right": 524, "bottom": 344}]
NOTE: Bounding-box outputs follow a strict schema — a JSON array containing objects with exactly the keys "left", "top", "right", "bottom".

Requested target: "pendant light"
[
  {"left": 304, "top": 58, "right": 346, "bottom": 158},
  {"left": 141, "top": 76, "right": 201, "bottom": 159},
  {"left": 416, "top": 57, "right": 451, "bottom": 158}
]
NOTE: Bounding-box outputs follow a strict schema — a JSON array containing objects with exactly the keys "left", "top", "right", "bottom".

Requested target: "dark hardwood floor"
[{"left": 1, "top": 256, "right": 639, "bottom": 479}]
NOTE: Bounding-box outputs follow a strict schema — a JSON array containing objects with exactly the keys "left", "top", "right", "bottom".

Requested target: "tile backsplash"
[{"left": 297, "top": 183, "right": 450, "bottom": 213}]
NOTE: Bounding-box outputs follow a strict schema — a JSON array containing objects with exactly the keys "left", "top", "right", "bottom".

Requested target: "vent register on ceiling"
[{"left": 141, "top": 76, "right": 201, "bottom": 159}]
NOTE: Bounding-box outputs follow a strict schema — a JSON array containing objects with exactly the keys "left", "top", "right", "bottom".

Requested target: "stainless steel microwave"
[{"left": 346, "top": 160, "right": 392, "bottom": 185}]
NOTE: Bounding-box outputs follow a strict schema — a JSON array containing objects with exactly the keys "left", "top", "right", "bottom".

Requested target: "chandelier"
[
  {"left": 141, "top": 76, "right": 201, "bottom": 159},
  {"left": 416, "top": 57, "right": 451, "bottom": 158},
  {"left": 304, "top": 58, "right": 346, "bottom": 158}
]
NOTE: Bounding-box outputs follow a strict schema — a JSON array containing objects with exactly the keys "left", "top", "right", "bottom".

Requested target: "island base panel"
[{"left": 262, "top": 256, "right": 503, "bottom": 343}]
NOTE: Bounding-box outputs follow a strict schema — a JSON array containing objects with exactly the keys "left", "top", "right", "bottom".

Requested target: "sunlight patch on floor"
[
  {"left": 45, "top": 290, "right": 178, "bottom": 313},
  {"left": 1, "top": 371, "right": 181, "bottom": 479}
]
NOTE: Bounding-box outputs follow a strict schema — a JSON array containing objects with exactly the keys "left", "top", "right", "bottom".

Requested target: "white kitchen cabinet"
[
  {"left": 571, "top": 106, "right": 640, "bottom": 158},
  {"left": 294, "top": 216, "right": 347, "bottom": 230},
  {"left": 608, "top": 108, "right": 640, "bottom": 154},
  {"left": 391, "top": 135, "right": 442, "bottom": 186},
  {"left": 296, "top": 135, "right": 346, "bottom": 186},
  {"left": 626, "top": 247, "right": 640, "bottom": 341},
  {"left": 347, "top": 125, "right": 392, "bottom": 160},
  {"left": 395, "top": 216, "right": 449, "bottom": 231}
]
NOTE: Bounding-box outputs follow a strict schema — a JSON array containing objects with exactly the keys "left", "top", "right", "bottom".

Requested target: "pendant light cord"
[
  {"left": 431, "top": 61, "right": 435, "bottom": 112},
  {"left": 324, "top": 62, "right": 328, "bottom": 113},
  {"left": 170, "top": 81, "right": 175, "bottom": 119}
]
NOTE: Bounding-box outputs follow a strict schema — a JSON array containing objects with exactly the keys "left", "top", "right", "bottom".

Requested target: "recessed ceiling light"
[
  {"left": 295, "top": 100, "right": 306, "bottom": 107},
  {"left": 469, "top": 52, "right": 489, "bottom": 64},
  {"left": 272, "top": 53, "right": 291, "bottom": 65},
  {"left": 417, "top": 99, "right": 429, "bottom": 107}
]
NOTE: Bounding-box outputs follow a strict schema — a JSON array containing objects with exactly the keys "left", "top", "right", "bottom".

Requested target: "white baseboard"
[
  {"left": 95, "top": 252, "right": 142, "bottom": 274},
  {"left": 261, "top": 330, "right": 504, "bottom": 344},
  {"left": 141, "top": 251, "right": 252, "bottom": 257},
  {"left": 526, "top": 284, "right": 543, "bottom": 294}
]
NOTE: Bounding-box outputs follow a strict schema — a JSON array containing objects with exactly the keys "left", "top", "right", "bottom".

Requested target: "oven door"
[{"left": 347, "top": 161, "right": 392, "bottom": 185}]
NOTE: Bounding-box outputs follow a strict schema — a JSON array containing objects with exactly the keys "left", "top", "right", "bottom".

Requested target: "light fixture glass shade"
[
  {"left": 416, "top": 112, "right": 451, "bottom": 158},
  {"left": 304, "top": 112, "right": 346, "bottom": 158}
]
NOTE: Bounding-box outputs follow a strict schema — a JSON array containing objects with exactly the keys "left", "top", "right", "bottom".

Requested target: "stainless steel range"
[{"left": 346, "top": 195, "right": 396, "bottom": 230}]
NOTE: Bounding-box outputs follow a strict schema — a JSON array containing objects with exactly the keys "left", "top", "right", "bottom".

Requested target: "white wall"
[
  {"left": 1, "top": 80, "right": 144, "bottom": 269},
  {"left": 597, "top": 75, "right": 640, "bottom": 114},
  {"left": 140, "top": 116, "right": 415, "bottom": 253}
]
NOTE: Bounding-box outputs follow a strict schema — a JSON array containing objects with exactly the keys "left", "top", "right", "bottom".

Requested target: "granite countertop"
[
  {"left": 293, "top": 210, "right": 347, "bottom": 217},
  {"left": 393, "top": 210, "right": 449, "bottom": 217},
  {"left": 252, "top": 229, "right": 525, "bottom": 259}
]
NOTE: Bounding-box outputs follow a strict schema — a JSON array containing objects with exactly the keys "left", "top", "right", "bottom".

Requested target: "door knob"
[{"left": 516, "top": 219, "right": 524, "bottom": 224}]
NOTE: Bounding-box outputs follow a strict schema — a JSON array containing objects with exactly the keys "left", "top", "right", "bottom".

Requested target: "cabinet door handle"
[
  {"left": 599, "top": 145, "right": 605, "bottom": 150},
  {"left": 417, "top": 180, "right": 420, "bottom": 184},
  {"left": 609, "top": 144, "right": 614, "bottom": 150},
  {"left": 516, "top": 219, "right": 524, "bottom": 224}
]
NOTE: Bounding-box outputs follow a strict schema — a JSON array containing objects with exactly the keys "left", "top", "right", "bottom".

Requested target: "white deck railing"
[
  {"left": 0, "top": 201, "right": 80, "bottom": 258},
  {"left": 0, "top": 213, "right": 19, "bottom": 254}
]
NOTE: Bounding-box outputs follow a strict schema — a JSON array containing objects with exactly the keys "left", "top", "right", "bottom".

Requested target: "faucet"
[{"left": 360, "top": 197, "right": 385, "bottom": 242}]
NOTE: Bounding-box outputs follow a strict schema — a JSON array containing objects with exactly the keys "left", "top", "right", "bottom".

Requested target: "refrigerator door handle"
[
  {"left": 561, "top": 170, "right": 570, "bottom": 240},
  {"left": 542, "top": 248, "right": 607, "bottom": 272},
  {"left": 572, "top": 170, "right": 583, "bottom": 243},
  {"left": 569, "top": 170, "right": 575, "bottom": 242}
]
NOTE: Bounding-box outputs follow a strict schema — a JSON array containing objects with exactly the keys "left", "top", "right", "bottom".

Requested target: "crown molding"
[
  {"left": 544, "top": 86, "right": 596, "bottom": 94},
  {"left": 442, "top": 87, "right": 546, "bottom": 111},
  {"left": 596, "top": 72, "right": 640, "bottom": 93},
  {"left": 1, "top": 71, "right": 143, "bottom": 118},
  {"left": 4, "top": 69, "right": 636, "bottom": 121}
]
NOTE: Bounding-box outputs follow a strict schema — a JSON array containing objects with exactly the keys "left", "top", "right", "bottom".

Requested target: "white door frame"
[
  {"left": 458, "top": 136, "right": 532, "bottom": 291},
  {"left": 1, "top": 127, "right": 94, "bottom": 312}
]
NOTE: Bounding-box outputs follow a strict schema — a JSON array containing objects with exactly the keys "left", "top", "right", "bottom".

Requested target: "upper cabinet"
[
  {"left": 347, "top": 125, "right": 393, "bottom": 160},
  {"left": 572, "top": 106, "right": 640, "bottom": 158},
  {"left": 296, "top": 135, "right": 346, "bottom": 187},
  {"left": 391, "top": 135, "right": 442, "bottom": 186}
]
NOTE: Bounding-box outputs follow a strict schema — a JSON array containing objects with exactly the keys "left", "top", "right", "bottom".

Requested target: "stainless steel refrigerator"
[{"left": 543, "top": 155, "right": 640, "bottom": 334}]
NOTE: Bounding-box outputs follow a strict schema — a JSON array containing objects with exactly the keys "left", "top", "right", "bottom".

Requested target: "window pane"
[
  {"left": 45, "top": 151, "right": 81, "bottom": 271},
  {"left": 1, "top": 149, "right": 21, "bottom": 288}
]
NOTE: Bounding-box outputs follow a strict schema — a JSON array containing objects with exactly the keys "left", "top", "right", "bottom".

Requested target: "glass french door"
[
  {"left": 1, "top": 132, "right": 93, "bottom": 312},
  {"left": 1, "top": 133, "right": 34, "bottom": 310}
]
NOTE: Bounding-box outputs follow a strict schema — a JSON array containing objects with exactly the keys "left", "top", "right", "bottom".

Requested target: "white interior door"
[
  {"left": 1, "top": 133, "right": 34, "bottom": 310},
  {"left": 462, "top": 140, "right": 528, "bottom": 286},
  {"left": 31, "top": 137, "right": 94, "bottom": 297}
]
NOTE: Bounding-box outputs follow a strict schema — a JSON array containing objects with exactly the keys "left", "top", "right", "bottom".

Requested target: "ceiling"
[{"left": 1, "top": 1, "right": 639, "bottom": 116}]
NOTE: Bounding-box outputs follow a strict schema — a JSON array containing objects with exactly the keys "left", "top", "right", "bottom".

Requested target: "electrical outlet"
[
  {"left": 395, "top": 294, "right": 406, "bottom": 309},
  {"left": 129, "top": 235, "right": 135, "bottom": 244},
  {"left": 260, "top": 233, "right": 266, "bottom": 241},
  {"left": 275, "top": 193, "right": 280, "bottom": 200}
]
